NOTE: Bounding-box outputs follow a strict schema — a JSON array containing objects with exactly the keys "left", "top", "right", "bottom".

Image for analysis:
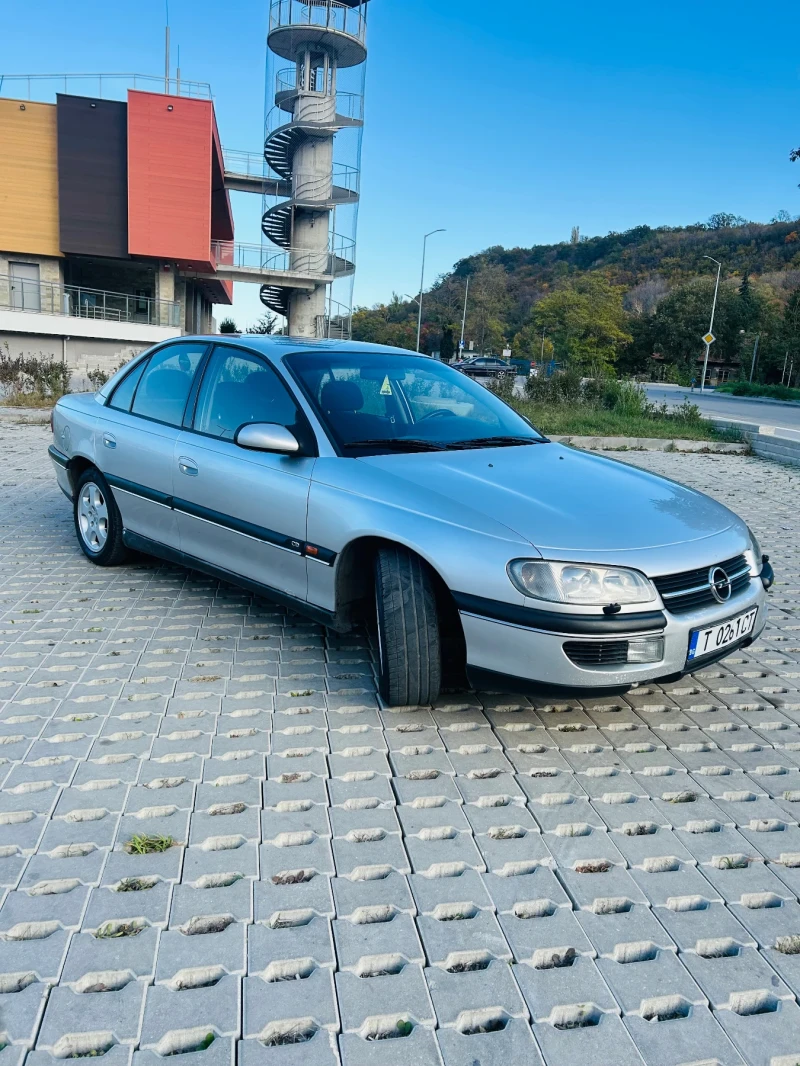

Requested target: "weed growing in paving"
[
  {"left": 95, "top": 921, "right": 143, "bottom": 939},
  {"left": 124, "top": 834, "right": 175, "bottom": 855}
]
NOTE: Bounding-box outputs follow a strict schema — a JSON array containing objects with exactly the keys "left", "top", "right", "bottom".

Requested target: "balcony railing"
[
  {"left": 274, "top": 67, "right": 364, "bottom": 122},
  {"left": 0, "top": 72, "right": 212, "bottom": 103},
  {"left": 211, "top": 238, "right": 355, "bottom": 277},
  {"left": 0, "top": 275, "right": 181, "bottom": 328},
  {"left": 316, "top": 298, "right": 352, "bottom": 339},
  {"left": 269, "top": 0, "right": 367, "bottom": 45}
]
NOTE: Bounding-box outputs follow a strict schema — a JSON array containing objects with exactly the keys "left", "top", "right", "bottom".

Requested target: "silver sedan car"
[{"left": 49, "top": 336, "right": 773, "bottom": 706}]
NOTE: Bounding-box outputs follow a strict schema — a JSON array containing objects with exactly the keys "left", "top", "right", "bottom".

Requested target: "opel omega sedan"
[{"left": 49, "top": 337, "right": 774, "bottom": 706}]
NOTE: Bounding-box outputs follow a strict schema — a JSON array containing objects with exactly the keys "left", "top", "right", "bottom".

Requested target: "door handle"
[
  {"left": 178, "top": 457, "right": 198, "bottom": 477},
  {"left": 102, "top": 433, "right": 116, "bottom": 449}
]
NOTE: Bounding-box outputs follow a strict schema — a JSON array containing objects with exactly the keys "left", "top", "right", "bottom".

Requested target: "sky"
[{"left": 3, "top": 0, "right": 799, "bottom": 329}]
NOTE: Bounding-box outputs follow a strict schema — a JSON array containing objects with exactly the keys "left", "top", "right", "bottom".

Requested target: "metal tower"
[{"left": 260, "top": 0, "right": 370, "bottom": 337}]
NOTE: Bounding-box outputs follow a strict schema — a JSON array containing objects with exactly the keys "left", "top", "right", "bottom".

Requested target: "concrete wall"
[
  {"left": 712, "top": 418, "right": 800, "bottom": 469},
  {"left": 0, "top": 331, "right": 149, "bottom": 380},
  {"left": 0, "top": 254, "right": 63, "bottom": 286}
]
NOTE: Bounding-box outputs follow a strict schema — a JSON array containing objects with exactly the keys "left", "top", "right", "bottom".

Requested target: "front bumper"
[{"left": 459, "top": 577, "right": 768, "bottom": 690}]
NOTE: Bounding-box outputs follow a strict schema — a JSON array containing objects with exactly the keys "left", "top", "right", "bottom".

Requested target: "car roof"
[{"left": 183, "top": 335, "right": 424, "bottom": 360}]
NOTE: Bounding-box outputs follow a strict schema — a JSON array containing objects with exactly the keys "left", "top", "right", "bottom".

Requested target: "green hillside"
[{"left": 353, "top": 215, "right": 800, "bottom": 384}]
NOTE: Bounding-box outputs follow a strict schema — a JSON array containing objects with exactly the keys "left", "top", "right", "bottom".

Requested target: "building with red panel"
[{"left": 0, "top": 75, "right": 235, "bottom": 376}]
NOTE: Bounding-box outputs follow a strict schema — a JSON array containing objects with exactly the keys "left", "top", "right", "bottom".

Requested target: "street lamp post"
[
  {"left": 700, "top": 255, "right": 722, "bottom": 392},
  {"left": 459, "top": 276, "right": 470, "bottom": 356},
  {"left": 416, "top": 229, "right": 445, "bottom": 353}
]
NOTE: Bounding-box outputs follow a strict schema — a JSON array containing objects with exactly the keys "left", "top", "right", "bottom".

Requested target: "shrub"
[{"left": 0, "top": 342, "right": 71, "bottom": 404}]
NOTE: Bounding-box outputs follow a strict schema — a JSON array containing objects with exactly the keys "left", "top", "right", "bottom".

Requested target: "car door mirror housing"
[{"left": 235, "top": 423, "right": 300, "bottom": 455}]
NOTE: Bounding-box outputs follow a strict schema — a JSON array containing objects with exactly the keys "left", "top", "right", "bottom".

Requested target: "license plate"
[{"left": 687, "top": 607, "right": 758, "bottom": 662}]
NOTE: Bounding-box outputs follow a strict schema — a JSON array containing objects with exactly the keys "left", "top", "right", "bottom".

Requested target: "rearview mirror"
[{"left": 235, "top": 423, "right": 300, "bottom": 455}]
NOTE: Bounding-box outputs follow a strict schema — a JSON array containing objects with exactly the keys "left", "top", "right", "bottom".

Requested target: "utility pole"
[
  {"left": 540, "top": 327, "right": 547, "bottom": 362},
  {"left": 459, "top": 276, "right": 469, "bottom": 356},
  {"left": 700, "top": 255, "right": 722, "bottom": 392},
  {"left": 416, "top": 229, "right": 445, "bottom": 353},
  {"left": 748, "top": 334, "right": 761, "bottom": 384}
]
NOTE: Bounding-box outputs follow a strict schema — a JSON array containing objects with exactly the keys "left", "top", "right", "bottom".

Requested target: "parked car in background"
[
  {"left": 49, "top": 337, "right": 774, "bottom": 707},
  {"left": 457, "top": 357, "right": 515, "bottom": 379}
]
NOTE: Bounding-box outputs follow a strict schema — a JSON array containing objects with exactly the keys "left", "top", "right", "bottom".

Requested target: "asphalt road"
[{"left": 645, "top": 384, "right": 800, "bottom": 441}]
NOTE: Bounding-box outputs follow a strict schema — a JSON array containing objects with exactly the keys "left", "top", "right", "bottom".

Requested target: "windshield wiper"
[
  {"left": 443, "top": 435, "right": 543, "bottom": 450},
  {"left": 343, "top": 438, "right": 446, "bottom": 452}
]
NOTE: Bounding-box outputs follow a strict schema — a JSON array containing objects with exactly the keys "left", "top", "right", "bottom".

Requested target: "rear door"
[
  {"left": 97, "top": 341, "right": 209, "bottom": 548},
  {"left": 173, "top": 344, "right": 316, "bottom": 602}
]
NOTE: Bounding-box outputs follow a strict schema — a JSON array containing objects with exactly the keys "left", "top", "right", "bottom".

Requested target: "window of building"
[
  {"left": 193, "top": 347, "right": 302, "bottom": 440},
  {"left": 130, "top": 342, "right": 207, "bottom": 426}
]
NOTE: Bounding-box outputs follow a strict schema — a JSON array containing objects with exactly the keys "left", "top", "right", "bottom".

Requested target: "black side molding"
[
  {"left": 122, "top": 529, "right": 343, "bottom": 631},
  {"left": 105, "top": 473, "right": 172, "bottom": 508},
  {"left": 453, "top": 591, "right": 667, "bottom": 635},
  {"left": 104, "top": 475, "right": 337, "bottom": 565},
  {"left": 48, "top": 445, "right": 69, "bottom": 469}
]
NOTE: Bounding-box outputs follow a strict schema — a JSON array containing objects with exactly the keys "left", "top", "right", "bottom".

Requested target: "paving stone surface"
[{"left": 0, "top": 423, "right": 799, "bottom": 1065}]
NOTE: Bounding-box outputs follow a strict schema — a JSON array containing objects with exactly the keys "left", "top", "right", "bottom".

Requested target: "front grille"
[
  {"left": 652, "top": 554, "right": 751, "bottom": 614},
  {"left": 564, "top": 640, "right": 630, "bottom": 666}
]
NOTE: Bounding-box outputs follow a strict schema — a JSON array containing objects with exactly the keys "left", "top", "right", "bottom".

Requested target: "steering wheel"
[{"left": 418, "top": 408, "right": 457, "bottom": 421}]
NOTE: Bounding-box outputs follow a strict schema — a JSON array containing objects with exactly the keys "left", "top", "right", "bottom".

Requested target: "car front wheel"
[
  {"left": 374, "top": 545, "right": 442, "bottom": 706},
  {"left": 74, "top": 468, "right": 128, "bottom": 566}
]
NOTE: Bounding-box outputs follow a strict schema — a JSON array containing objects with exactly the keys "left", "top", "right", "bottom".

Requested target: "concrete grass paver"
[{"left": 1, "top": 425, "right": 799, "bottom": 1064}]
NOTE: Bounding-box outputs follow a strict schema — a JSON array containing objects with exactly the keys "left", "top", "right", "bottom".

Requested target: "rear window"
[
  {"left": 131, "top": 343, "right": 207, "bottom": 426},
  {"left": 108, "top": 359, "right": 148, "bottom": 412}
]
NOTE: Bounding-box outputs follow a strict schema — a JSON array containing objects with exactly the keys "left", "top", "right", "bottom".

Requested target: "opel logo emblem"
[{"left": 709, "top": 565, "right": 732, "bottom": 603}]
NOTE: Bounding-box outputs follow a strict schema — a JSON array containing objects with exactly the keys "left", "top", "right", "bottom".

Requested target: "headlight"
[
  {"left": 747, "top": 525, "right": 762, "bottom": 563},
  {"left": 508, "top": 560, "right": 656, "bottom": 606}
]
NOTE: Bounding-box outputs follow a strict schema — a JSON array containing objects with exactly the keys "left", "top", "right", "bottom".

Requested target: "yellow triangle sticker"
[{"left": 380, "top": 375, "right": 393, "bottom": 396}]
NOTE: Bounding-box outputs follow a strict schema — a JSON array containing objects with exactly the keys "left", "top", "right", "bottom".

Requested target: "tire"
[
  {"left": 73, "top": 467, "right": 128, "bottom": 566},
  {"left": 374, "top": 545, "right": 441, "bottom": 706}
]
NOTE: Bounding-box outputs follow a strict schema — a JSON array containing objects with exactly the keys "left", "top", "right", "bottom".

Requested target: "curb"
[
  {"left": 711, "top": 418, "right": 800, "bottom": 469},
  {"left": 551, "top": 435, "right": 749, "bottom": 455}
]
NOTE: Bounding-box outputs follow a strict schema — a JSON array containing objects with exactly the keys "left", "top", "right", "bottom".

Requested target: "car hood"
[{"left": 358, "top": 442, "right": 741, "bottom": 556}]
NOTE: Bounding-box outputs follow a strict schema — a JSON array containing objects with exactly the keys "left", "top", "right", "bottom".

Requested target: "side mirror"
[{"left": 235, "top": 423, "right": 300, "bottom": 455}]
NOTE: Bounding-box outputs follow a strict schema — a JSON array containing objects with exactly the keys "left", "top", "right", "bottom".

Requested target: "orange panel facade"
[{"left": 127, "top": 91, "right": 215, "bottom": 270}]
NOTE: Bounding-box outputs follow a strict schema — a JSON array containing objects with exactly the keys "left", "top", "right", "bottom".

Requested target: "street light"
[
  {"left": 700, "top": 255, "right": 722, "bottom": 392},
  {"left": 416, "top": 229, "right": 446, "bottom": 353}
]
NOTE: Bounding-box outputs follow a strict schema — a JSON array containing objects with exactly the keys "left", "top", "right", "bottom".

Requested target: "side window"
[
  {"left": 108, "top": 358, "right": 149, "bottom": 412},
  {"left": 131, "top": 342, "right": 206, "bottom": 426},
  {"left": 193, "top": 347, "right": 302, "bottom": 440}
]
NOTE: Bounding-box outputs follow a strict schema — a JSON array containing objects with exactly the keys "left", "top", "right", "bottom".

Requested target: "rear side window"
[
  {"left": 108, "top": 359, "right": 149, "bottom": 412},
  {"left": 131, "top": 343, "right": 207, "bottom": 426}
]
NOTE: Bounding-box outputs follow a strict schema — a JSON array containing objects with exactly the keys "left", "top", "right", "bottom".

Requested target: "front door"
[
  {"left": 97, "top": 341, "right": 208, "bottom": 549},
  {"left": 173, "top": 345, "right": 315, "bottom": 602},
  {"left": 10, "top": 262, "right": 40, "bottom": 311}
]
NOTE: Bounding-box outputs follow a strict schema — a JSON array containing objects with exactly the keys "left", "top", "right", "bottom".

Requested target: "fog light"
[{"left": 627, "top": 638, "right": 664, "bottom": 664}]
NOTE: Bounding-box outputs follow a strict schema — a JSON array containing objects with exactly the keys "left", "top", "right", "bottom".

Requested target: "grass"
[
  {"left": 124, "top": 834, "right": 175, "bottom": 855},
  {"left": 494, "top": 371, "right": 742, "bottom": 442},
  {"left": 0, "top": 391, "right": 61, "bottom": 408},
  {"left": 512, "top": 399, "right": 739, "bottom": 441},
  {"left": 717, "top": 381, "right": 800, "bottom": 402}
]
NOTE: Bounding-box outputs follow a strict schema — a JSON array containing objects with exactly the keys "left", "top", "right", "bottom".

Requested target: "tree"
[
  {"left": 705, "top": 212, "right": 749, "bottom": 230},
  {"left": 246, "top": 314, "right": 277, "bottom": 335},
  {"left": 218, "top": 317, "right": 238, "bottom": 334},
  {"left": 464, "top": 265, "right": 509, "bottom": 354},
  {"left": 530, "top": 274, "right": 631, "bottom": 373},
  {"left": 440, "top": 326, "right": 455, "bottom": 363},
  {"left": 644, "top": 278, "right": 778, "bottom": 378}
]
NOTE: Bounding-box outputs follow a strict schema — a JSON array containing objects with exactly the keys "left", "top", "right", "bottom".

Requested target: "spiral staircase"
[{"left": 259, "top": 0, "right": 369, "bottom": 336}]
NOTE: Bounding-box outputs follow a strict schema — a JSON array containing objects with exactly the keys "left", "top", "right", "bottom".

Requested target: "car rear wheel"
[
  {"left": 74, "top": 468, "right": 128, "bottom": 566},
  {"left": 374, "top": 545, "right": 442, "bottom": 706}
]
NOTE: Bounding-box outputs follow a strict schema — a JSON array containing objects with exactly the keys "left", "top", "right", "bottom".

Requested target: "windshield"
[{"left": 284, "top": 351, "right": 546, "bottom": 456}]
